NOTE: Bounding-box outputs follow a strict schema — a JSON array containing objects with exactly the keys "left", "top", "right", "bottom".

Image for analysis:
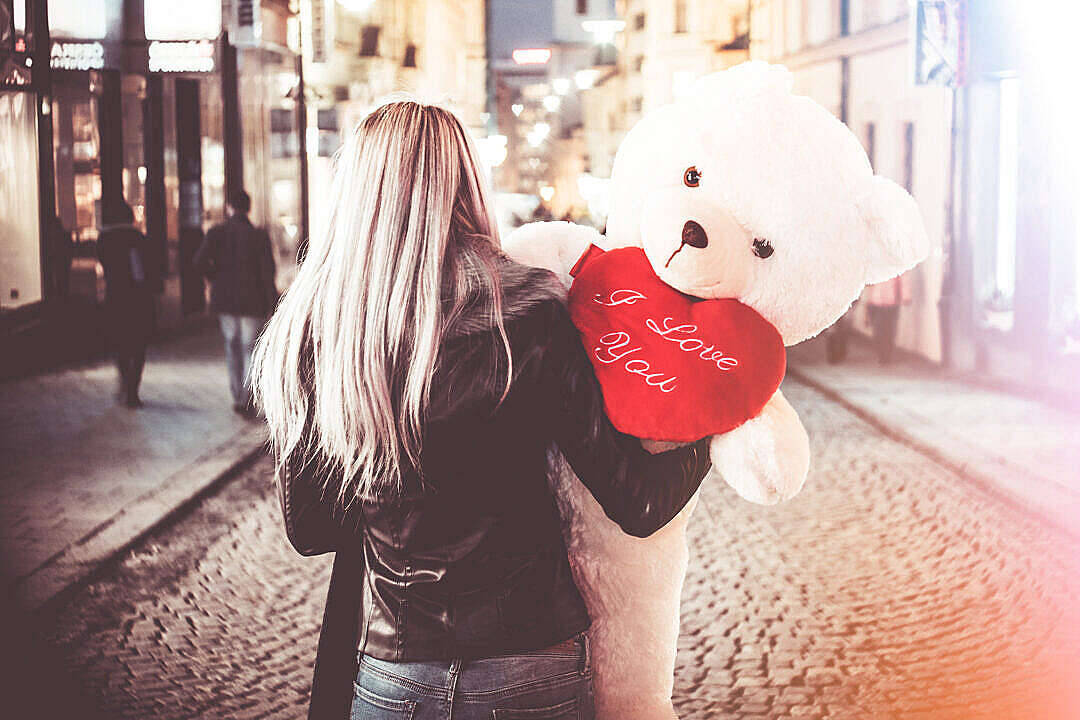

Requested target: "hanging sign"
[{"left": 911, "top": 0, "right": 966, "bottom": 86}]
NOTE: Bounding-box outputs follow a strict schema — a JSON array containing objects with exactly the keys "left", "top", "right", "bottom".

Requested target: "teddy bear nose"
[{"left": 681, "top": 220, "right": 709, "bottom": 249}]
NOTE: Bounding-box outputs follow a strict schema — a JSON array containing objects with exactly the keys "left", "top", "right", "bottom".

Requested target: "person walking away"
[
  {"left": 865, "top": 271, "right": 913, "bottom": 365},
  {"left": 195, "top": 190, "right": 278, "bottom": 416},
  {"left": 251, "top": 101, "right": 712, "bottom": 720},
  {"left": 97, "top": 203, "right": 156, "bottom": 408}
]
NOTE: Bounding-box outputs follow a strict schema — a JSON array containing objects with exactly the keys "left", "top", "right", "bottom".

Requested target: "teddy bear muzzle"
[{"left": 665, "top": 220, "right": 710, "bottom": 267}]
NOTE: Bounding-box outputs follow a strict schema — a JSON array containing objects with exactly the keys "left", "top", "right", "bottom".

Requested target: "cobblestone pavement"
[{"left": 23, "top": 380, "right": 1080, "bottom": 719}]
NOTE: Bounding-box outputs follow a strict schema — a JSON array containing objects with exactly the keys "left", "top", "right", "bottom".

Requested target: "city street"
[{"left": 23, "top": 379, "right": 1080, "bottom": 720}]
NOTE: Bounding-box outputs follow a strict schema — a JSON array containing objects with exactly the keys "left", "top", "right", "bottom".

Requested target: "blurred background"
[{"left": 1, "top": 1, "right": 1079, "bottom": 719}]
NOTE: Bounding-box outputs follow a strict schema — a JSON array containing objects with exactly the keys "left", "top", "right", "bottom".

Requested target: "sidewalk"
[
  {"left": 0, "top": 326, "right": 267, "bottom": 612},
  {"left": 788, "top": 334, "right": 1080, "bottom": 536}
]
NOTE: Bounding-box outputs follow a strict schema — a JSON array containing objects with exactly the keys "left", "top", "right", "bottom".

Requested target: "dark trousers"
[
  {"left": 116, "top": 336, "right": 147, "bottom": 403},
  {"left": 868, "top": 304, "right": 901, "bottom": 365}
]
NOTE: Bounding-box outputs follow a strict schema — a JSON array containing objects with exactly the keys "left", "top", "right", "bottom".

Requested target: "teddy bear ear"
[{"left": 860, "top": 175, "right": 932, "bottom": 285}]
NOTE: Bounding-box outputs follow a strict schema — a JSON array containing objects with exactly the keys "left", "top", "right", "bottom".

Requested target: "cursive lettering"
[
  {"left": 594, "top": 331, "right": 678, "bottom": 392},
  {"left": 644, "top": 316, "right": 740, "bottom": 371},
  {"left": 593, "top": 289, "right": 648, "bottom": 307}
]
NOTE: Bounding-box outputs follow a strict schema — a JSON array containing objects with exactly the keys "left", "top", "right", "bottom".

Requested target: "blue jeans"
[
  {"left": 218, "top": 314, "right": 261, "bottom": 405},
  {"left": 351, "top": 634, "right": 595, "bottom": 720}
]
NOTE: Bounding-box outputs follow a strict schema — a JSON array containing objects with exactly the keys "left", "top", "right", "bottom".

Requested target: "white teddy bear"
[{"left": 503, "top": 62, "right": 930, "bottom": 719}]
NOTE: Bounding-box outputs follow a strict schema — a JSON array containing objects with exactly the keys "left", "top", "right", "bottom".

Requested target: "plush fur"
[{"left": 503, "top": 62, "right": 931, "bottom": 718}]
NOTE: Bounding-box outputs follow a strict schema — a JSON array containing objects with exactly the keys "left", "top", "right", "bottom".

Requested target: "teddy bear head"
[{"left": 604, "top": 61, "right": 930, "bottom": 346}]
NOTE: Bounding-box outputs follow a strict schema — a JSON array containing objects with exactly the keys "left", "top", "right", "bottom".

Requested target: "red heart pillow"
[{"left": 568, "top": 245, "right": 785, "bottom": 442}]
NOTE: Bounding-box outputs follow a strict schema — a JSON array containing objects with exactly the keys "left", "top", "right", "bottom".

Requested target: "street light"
[
  {"left": 581, "top": 19, "right": 625, "bottom": 44},
  {"left": 574, "top": 69, "right": 601, "bottom": 89},
  {"left": 512, "top": 48, "right": 552, "bottom": 65}
]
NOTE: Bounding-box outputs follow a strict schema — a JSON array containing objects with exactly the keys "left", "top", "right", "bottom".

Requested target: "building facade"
[
  {"left": 751, "top": 0, "right": 1079, "bottom": 398},
  {"left": 576, "top": 0, "right": 750, "bottom": 223},
  {"left": 1, "top": 0, "right": 303, "bottom": 350},
  {"left": 750, "top": 0, "right": 951, "bottom": 364},
  {"left": 300, "top": 0, "right": 487, "bottom": 243}
]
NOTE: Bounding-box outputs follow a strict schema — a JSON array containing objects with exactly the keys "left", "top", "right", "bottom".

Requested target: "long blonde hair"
[{"left": 251, "top": 100, "right": 510, "bottom": 507}]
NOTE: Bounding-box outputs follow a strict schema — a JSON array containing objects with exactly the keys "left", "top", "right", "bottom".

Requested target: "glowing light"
[
  {"left": 552, "top": 78, "right": 571, "bottom": 95},
  {"left": 542, "top": 95, "right": 561, "bottom": 112},
  {"left": 581, "top": 19, "right": 624, "bottom": 44},
  {"left": 476, "top": 134, "right": 508, "bottom": 168},
  {"left": 137, "top": 166, "right": 148, "bottom": 183},
  {"left": 336, "top": 0, "right": 374, "bottom": 12},
  {"left": 575, "top": 69, "right": 601, "bottom": 89},
  {"left": 526, "top": 122, "right": 550, "bottom": 148},
  {"left": 513, "top": 48, "right": 552, "bottom": 65},
  {"left": 539, "top": 185, "right": 555, "bottom": 202},
  {"left": 511, "top": 103, "right": 524, "bottom": 116}
]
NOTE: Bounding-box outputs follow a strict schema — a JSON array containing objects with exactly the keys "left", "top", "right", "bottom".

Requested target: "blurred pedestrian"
[
  {"left": 97, "top": 202, "right": 156, "bottom": 408},
  {"left": 865, "top": 272, "right": 912, "bottom": 365},
  {"left": 250, "top": 101, "right": 710, "bottom": 720},
  {"left": 195, "top": 190, "right": 278, "bottom": 417}
]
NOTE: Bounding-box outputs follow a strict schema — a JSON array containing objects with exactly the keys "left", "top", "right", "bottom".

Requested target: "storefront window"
[
  {"left": 0, "top": 90, "right": 42, "bottom": 310},
  {"left": 52, "top": 70, "right": 105, "bottom": 303},
  {"left": 971, "top": 77, "right": 1019, "bottom": 334}
]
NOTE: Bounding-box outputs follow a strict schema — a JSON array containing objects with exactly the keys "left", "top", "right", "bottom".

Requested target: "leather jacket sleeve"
[
  {"left": 538, "top": 301, "right": 712, "bottom": 538},
  {"left": 278, "top": 449, "right": 347, "bottom": 557}
]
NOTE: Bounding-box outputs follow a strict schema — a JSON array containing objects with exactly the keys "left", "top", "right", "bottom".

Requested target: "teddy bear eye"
[
  {"left": 683, "top": 166, "right": 701, "bottom": 188},
  {"left": 752, "top": 238, "right": 774, "bottom": 259}
]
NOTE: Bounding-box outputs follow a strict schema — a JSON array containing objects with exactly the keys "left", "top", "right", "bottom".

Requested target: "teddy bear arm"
[
  {"left": 501, "top": 221, "right": 603, "bottom": 287},
  {"left": 707, "top": 389, "right": 809, "bottom": 505}
]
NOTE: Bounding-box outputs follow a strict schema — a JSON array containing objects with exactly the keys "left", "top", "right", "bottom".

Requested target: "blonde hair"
[{"left": 251, "top": 100, "right": 510, "bottom": 507}]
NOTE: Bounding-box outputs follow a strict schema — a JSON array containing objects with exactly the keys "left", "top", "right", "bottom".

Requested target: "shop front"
[
  {"left": 0, "top": 0, "right": 47, "bottom": 316},
  {"left": 948, "top": 1, "right": 1080, "bottom": 400}
]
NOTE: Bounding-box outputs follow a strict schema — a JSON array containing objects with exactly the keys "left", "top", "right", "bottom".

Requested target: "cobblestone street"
[{"left": 24, "top": 380, "right": 1080, "bottom": 720}]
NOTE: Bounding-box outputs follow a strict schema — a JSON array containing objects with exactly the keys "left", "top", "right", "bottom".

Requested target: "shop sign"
[
  {"left": 911, "top": 0, "right": 966, "bottom": 86},
  {"left": 50, "top": 41, "right": 105, "bottom": 70},
  {"left": 144, "top": 0, "right": 221, "bottom": 41},
  {"left": 148, "top": 40, "right": 215, "bottom": 73},
  {"left": 49, "top": 0, "right": 107, "bottom": 40}
]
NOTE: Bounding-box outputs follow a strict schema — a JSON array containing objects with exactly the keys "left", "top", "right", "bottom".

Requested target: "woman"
[
  {"left": 97, "top": 202, "right": 156, "bottom": 407},
  {"left": 251, "top": 101, "right": 711, "bottom": 720}
]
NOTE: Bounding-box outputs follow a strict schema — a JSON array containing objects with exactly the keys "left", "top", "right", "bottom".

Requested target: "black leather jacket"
[{"left": 277, "top": 265, "right": 711, "bottom": 719}]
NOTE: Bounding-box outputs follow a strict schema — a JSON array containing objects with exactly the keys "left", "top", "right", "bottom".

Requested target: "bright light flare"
[
  {"left": 575, "top": 69, "right": 601, "bottom": 89},
  {"left": 337, "top": 0, "right": 374, "bottom": 13},
  {"left": 513, "top": 48, "right": 552, "bottom": 65},
  {"left": 552, "top": 78, "right": 571, "bottom": 95},
  {"left": 582, "top": 19, "right": 624, "bottom": 44},
  {"left": 542, "top": 95, "right": 561, "bottom": 112}
]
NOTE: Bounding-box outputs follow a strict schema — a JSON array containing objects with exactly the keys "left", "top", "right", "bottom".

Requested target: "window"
[
  {"left": 360, "top": 25, "right": 380, "bottom": 57},
  {"left": 972, "top": 78, "right": 1018, "bottom": 333},
  {"left": 317, "top": 108, "right": 338, "bottom": 131},
  {"left": 634, "top": 12, "right": 646, "bottom": 30},
  {"left": 675, "top": 0, "right": 688, "bottom": 33},
  {"left": 576, "top": 0, "right": 588, "bottom": 14},
  {"left": 270, "top": 108, "right": 298, "bottom": 158},
  {"left": 403, "top": 43, "right": 417, "bottom": 68}
]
